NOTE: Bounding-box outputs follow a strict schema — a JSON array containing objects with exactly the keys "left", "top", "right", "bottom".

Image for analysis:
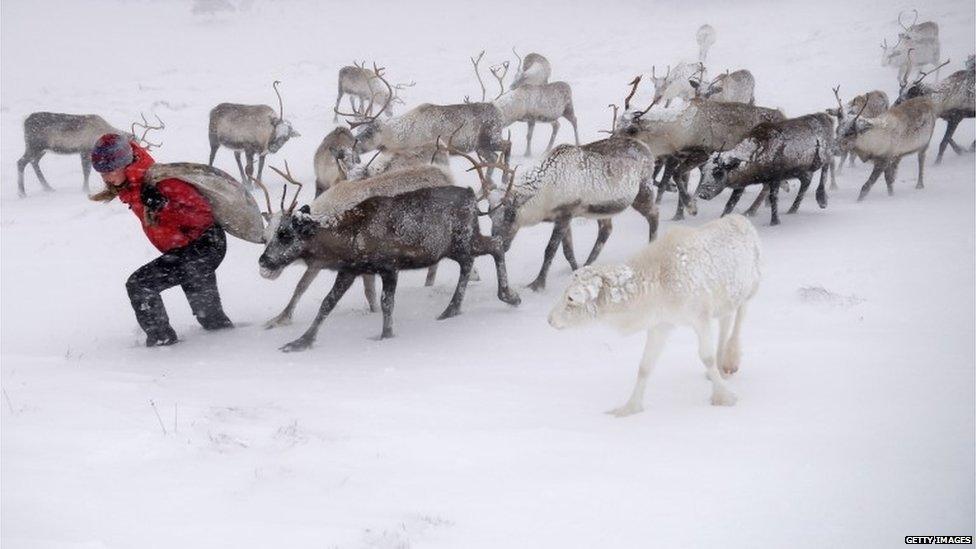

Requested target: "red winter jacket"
[{"left": 116, "top": 142, "right": 215, "bottom": 252}]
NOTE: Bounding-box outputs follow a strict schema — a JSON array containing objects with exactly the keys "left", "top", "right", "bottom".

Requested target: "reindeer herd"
[{"left": 11, "top": 13, "right": 976, "bottom": 399}]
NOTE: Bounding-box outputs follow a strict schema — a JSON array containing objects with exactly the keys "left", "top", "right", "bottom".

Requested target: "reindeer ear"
[
  {"left": 689, "top": 80, "right": 700, "bottom": 89},
  {"left": 299, "top": 204, "right": 311, "bottom": 214},
  {"left": 727, "top": 157, "right": 742, "bottom": 170}
]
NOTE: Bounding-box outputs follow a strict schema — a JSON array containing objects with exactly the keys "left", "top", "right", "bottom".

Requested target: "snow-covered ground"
[{"left": 2, "top": 0, "right": 974, "bottom": 547}]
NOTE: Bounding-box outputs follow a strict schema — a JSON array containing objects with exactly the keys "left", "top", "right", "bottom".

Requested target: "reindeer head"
[
  {"left": 648, "top": 65, "right": 672, "bottom": 104},
  {"left": 696, "top": 152, "right": 742, "bottom": 200},
  {"left": 613, "top": 76, "right": 659, "bottom": 138},
  {"left": 269, "top": 81, "right": 300, "bottom": 153},
  {"left": 548, "top": 265, "right": 640, "bottom": 329},
  {"left": 251, "top": 163, "right": 314, "bottom": 280}
]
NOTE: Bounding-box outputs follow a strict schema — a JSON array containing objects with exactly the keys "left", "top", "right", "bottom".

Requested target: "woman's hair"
[{"left": 89, "top": 185, "right": 120, "bottom": 202}]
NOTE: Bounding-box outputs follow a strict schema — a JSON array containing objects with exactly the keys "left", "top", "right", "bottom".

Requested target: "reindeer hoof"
[
  {"left": 264, "top": 315, "right": 292, "bottom": 329},
  {"left": 437, "top": 308, "right": 460, "bottom": 320},
  {"left": 710, "top": 390, "right": 738, "bottom": 406},
  {"left": 380, "top": 330, "right": 395, "bottom": 339},
  {"left": 500, "top": 290, "right": 521, "bottom": 306},
  {"left": 280, "top": 337, "right": 312, "bottom": 353},
  {"left": 527, "top": 280, "right": 545, "bottom": 293},
  {"left": 606, "top": 403, "right": 643, "bottom": 417}
]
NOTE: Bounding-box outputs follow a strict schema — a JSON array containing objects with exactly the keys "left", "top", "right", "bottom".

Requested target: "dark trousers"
[{"left": 126, "top": 225, "right": 231, "bottom": 339}]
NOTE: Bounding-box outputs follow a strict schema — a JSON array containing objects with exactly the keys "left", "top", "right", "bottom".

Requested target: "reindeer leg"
[
  {"left": 566, "top": 111, "right": 580, "bottom": 146},
  {"left": 829, "top": 157, "right": 838, "bottom": 191},
  {"left": 233, "top": 151, "right": 247, "bottom": 185},
  {"left": 607, "top": 324, "right": 672, "bottom": 417},
  {"left": 424, "top": 263, "right": 438, "bottom": 287},
  {"left": 379, "top": 270, "right": 398, "bottom": 339},
  {"left": 30, "top": 153, "right": 53, "bottom": 192},
  {"left": 672, "top": 171, "right": 690, "bottom": 221},
  {"left": 266, "top": 266, "right": 322, "bottom": 329},
  {"left": 544, "top": 119, "right": 561, "bottom": 153},
  {"left": 768, "top": 181, "right": 782, "bottom": 226},
  {"left": 937, "top": 118, "right": 961, "bottom": 163},
  {"left": 438, "top": 258, "right": 472, "bottom": 320},
  {"left": 362, "top": 274, "right": 379, "bottom": 312},
  {"left": 17, "top": 152, "right": 32, "bottom": 197},
  {"left": 584, "top": 219, "right": 613, "bottom": 266},
  {"left": 857, "top": 161, "right": 886, "bottom": 201},
  {"left": 208, "top": 142, "right": 219, "bottom": 166},
  {"left": 280, "top": 271, "right": 356, "bottom": 352},
  {"left": 836, "top": 151, "right": 846, "bottom": 175},
  {"left": 80, "top": 153, "right": 92, "bottom": 193},
  {"left": 524, "top": 120, "right": 535, "bottom": 157},
  {"left": 787, "top": 172, "right": 812, "bottom": 214},
  {"left": 632, "top": 179, "right": 659, "bottom": 241},
  {"left": 915, "top": 150, "right": 925, "bottom": 189},
  {"left": 816, "top": 164, "right": 829, "bottom": 208},
  {"left": 244, "top": 152, "right": 255, "bottom": 183},
  {"left": 722, "top": 188, "right": 744, "bottom": 216},
  {"left": 744, "top": 185, "right": 767, "bottom": 216},
  {"left": 253, "top": 154, "right": 266, "bottom": 190},
  {"left": 473, "top": 233, "right": 520, "bottom": 306},
  {"left": 560, "top": 224, "right": 578, "bottom": 270},
  {"left": 528, "top": 219, "right": 567, "bottom": 292},
  {"left": 884, "top": 158, "right": 901, "bottom": 195}
]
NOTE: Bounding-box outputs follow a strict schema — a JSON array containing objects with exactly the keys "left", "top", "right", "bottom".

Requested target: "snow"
[{"left": 2, "top": 0, "right": 974, "bottom": 547}]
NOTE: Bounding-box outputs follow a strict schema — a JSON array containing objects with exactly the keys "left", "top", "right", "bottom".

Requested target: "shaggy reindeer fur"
[
  {"left": 548, "top": 214, "right": 761, "bottom": 416},
  {"left": 696, "top": 113, "right": 835, "bottom": 226},
  {"left": 488, "top": 137, "right": 659, "bottom": 291}
]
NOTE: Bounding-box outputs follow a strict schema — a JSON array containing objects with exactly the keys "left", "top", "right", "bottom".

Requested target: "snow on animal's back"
[
  {"left": 515, "top": 139, "right": 653, "bottom": 225},
  {"left": 635, "top": 214, "right": 761, "bottom": 315}
]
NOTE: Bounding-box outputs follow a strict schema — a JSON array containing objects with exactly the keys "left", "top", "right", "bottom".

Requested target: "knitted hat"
[{"left": 91, "top": 133, "right": 134, "bottom": 173}]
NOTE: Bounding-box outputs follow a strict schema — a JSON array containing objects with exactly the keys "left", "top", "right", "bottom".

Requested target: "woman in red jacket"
[{"left": 90, "top": 134, "right": 232, "bottom": 346}]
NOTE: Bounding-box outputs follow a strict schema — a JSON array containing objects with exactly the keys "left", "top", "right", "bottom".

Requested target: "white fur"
[{"left": 548, "top": 215, "right": 762, "bottom": 415}]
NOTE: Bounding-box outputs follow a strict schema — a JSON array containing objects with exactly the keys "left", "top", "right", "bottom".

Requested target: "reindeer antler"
[
  {"left": 909, "top": 57, "right": 951, "bottom": 89},
  {"left": 269, "top": 160, "right": 304, "bottom": 214},
  {"left": 273, "top": 80, "right": 284, "bottom": 119},
  {"left": 470, "top": 50, "right": 487, "bottom": 102},
  {"left": 512, "top": 47, "right": 523, "bottom": 73},
  {"left": 439, "top": 123, "right": 517, "bottom": 202},
  {"left": 247, "top": 173, "right": 275, "bottom": 220},
  {"left": 898, "top": 9, "right": 919, "bottom": 31},
  {"left": 490, "top": 61, "right": 510, "bottom": 99},
  {"left": 832, "top": 85, "right": 844, "bottom": 113},
  {"left": 334, "top": 62, "right": 394, "bottom": 129},
  {"left": 130, "top": 112, "right": 165, "bottom": 150},
  {"left": 624, "top": 76, "right": 641, "bottom": 110},
  {"left": 598, "top": 103, "right": 620, "bottom": 134}
]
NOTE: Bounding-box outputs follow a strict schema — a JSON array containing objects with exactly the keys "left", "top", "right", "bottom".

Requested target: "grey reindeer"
[
  {"left": 208, "top": 81, "right": 300, "bottom": 188},
  {"left": 342, "top": 63, "right": 510, "bottom": 181},
  {"left": 834, "top": 88, "right": 936, "bottom": 200},
  {"left": 16, "top": 112, "right": 157, "bottom": 197},
  {"left": 827, "top": 88, "right": 890, "bottom": 178},
  {"left": 895, "top": 57, "right": 974, "bottom": 164},
  {"left": 881, "top": 10, "right": 941, "bottom": 84},
  {"left": 332, "top": 60, "right": 415, "bottom": 123},
  {"left": 483, "top": 49, "right": 579, "bottom": 156}
]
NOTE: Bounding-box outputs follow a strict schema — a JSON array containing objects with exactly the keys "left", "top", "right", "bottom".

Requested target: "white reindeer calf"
[{"left": 548, "top": 215, "right": 762, "bottom": 416}]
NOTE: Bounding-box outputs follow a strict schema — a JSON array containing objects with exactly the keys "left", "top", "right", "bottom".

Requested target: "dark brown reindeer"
[
  {"left": 696, "top": 113, "right": 835, "bottom": 226},
  {"left": 208, "top": 81, "right": 300, "bottom": 188},
  {"left": 257, "top": 154, "right": 521, "bottom": 352},
  {"left": 16, "top": 112, "right": 160, "bottom": 197}
]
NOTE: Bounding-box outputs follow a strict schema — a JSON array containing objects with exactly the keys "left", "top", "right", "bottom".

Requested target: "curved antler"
[
  {"left": 624, "top": 76, "right": 641, "bottom": 110},
  {"left": 130, "top": 112, "right": 165, "bottom": 150},
  {"left": 269, "top": 160, "right": 304, "bottom": 214},
  {"left": 273, "top": 80, "right": 284, "bottom": 120}
]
